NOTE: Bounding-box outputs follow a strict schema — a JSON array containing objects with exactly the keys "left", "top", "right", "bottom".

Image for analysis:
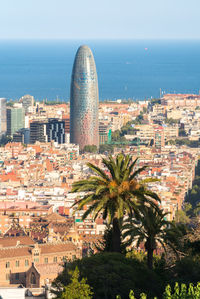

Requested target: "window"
[
  {"left": 31, "top": 272, "right": 36, "bottom": 285},
  {"left": 62, "top": 256, "right": 67, "bottom": 262},
  {"left": 16, "top": 260, "right": 20, "bottom": 267},
  {"left": 44, "top": 258, "right": 48, "bottom": 264},
  {"left": 53, "top": 256, "right": 57, "bottom": 263},
  {"left": 6, "top": 262, "right": 10, "bottom": 268},
  {"left": 25, "top": 260, "right": 29, "bottom": 267},
  {"left": 6, "top": 273, "right": 10, "bottom": 281},
  {"left": 15, "top": 273, "right": 19, "bottom": 280},
  {"left": 34, "top": 258, "right": 39, "bottom": 263}
]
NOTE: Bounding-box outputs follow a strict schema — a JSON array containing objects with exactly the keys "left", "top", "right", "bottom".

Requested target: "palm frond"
[{"left": 87, "top": 162, "right": 110, "bottom": 181}]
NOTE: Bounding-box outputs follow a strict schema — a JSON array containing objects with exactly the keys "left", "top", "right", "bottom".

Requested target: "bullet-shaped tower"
[{"left": 70, "top": 45, "right": 99, "bottom": 150}]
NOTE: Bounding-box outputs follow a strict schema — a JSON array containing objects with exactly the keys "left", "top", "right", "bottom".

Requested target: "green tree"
[
  {"left": 52, "top": 253, "right": 162, "bottom": 299},
  {"left": 99, "top": 144, "right": 114, "bottom": 154},
  {"left": 179, "top": 128, "right": 187, "bottom": 137},
  {"left": 58, "top": 267, "right": 93, "bottom": 299},
  {"left": 123, "top": 206, "right": 180, "bottom": 269},
  {"left": 72, "top": 154, "right": 160, "bottom": 253},
  {"left": 83, "top": 145, "right": 97, "bottom": 153},
  {"left": 175, "top": 210, "right": 190, "bottom": 224}
]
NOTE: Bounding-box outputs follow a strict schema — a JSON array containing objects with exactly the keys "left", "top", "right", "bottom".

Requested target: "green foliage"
[
  {"left": 172, "top": 256, "right": 200, "bottom": 285},
  {"left": 111, "top": 113, "right": 143, "bottom": 144},
  {"left": 72, "top": 153, "right": 160, "bottom": 253},
  {"left": 83, "top": 145, "right": 98, "bottom": 153},
  {"left": 151, "top": 98, "right": 161, "bottom": 105},
  {"left": 44, "top": 100, "right": 65, "bottom": 105},
  {"left": 162, "top": 282, "right": 200, "bottom": 299},
  {"left": 185, "top": 160, "right": 200, "bottom": 214},
  {"left": 116, "top": 282, "right": 200, "bottom": 298},
  {"left": 165, "top": 118, "right": 178, "bottom": 125},
  {"left": 179, "top": 128, "right": 187, "bottom": 137},
  {"left": 58, "top": 267, "right": 93, "bottom": 299},
  {"left": 123, "top": 205, "right": 181, "bottom": 269},
  {"left": 175, "top": 139, "right": 200, "bottom": 148},
  {"left": 99, "top": 144, "right": 114, "bottom": 154},
  {"left": 95, "top": 224, "right": 126, "bottom": 254},
  {"left": 52, "top": 253, "right": 163, "bottom": 299},
  {"left": 111, "top": 130, "right": 127, "bottom": 143},
  {"left": 6, "top": 101, "right": 15, "bottom": 107},
  {"left": 174, "top": 210, "right": 190, "bottom": 224}
]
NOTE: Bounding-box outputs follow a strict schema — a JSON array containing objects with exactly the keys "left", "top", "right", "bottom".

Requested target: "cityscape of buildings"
[{"left": 0, "top": 45, "right": 200, "bottom": 298}]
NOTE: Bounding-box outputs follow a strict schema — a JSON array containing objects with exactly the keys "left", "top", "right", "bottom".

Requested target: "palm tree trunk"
[
  {"left": 147, "top": 247, "right": 154, "bottom": 270},
  {"left": 112, "top": 217, "right": 121, "bottom": 253}
]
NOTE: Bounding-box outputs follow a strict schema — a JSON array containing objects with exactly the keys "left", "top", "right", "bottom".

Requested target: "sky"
[{"left": 0, "top": 0, "right": 200, "bottom": 40}]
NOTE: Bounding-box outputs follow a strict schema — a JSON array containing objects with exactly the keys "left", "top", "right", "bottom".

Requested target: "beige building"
[
  {"left": 0, "top": 236, "right": 80, "bottom": 287},
  {"left": 161, "top": 94, "right": 200, "bottom": 108}
]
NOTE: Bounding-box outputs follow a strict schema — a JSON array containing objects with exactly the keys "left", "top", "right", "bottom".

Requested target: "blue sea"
[{"left": 0, "top": 39, "right": 200, "bottom": 101}]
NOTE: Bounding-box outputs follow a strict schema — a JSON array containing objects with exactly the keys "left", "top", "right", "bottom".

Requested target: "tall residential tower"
[
  {"left": 0, "top": 98, "right": 7, "bottom": 137},
  {"left": 70, "top": 45, "right": 99, "bottom": 150}
]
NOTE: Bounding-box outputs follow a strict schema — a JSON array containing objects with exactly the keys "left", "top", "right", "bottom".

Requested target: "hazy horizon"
[{"left": 1, "top": 0, "right": 200, "bottom": 40}]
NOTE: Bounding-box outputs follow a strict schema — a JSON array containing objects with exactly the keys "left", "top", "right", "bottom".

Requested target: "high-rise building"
[
  {"left": 46, "top": 118, "right": 65, "bottom": 144},
  {"left": 62, "top": 115, "right": 70, "bottom": 133},
  {"left": 30, "top": 120, "right": 48, "bottom": 144},
  {"left": 70, "top": 45, "right": 99, "bottom": 150},
  {"left": 99, "top": 123, "right": 112, "bottom": 145},
  {"left": 13, "top": 128, "right": 30, "bottom": 144},
  {"left": 19, "top": 94, "right": 34, "bottom": 113},
  {"left": 30, "top": 119, "right": 66, "bottom": 144},
  {"left": 0, "top": 98, "right": 7, "bottom": 137},
  {"left": 6, "top": 107, "right": 25, "bottom": 136}
]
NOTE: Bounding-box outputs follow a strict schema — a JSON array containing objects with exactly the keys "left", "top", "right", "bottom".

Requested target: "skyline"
[{"left": 0, "top": 0, "right": 200, "bottom": 40}]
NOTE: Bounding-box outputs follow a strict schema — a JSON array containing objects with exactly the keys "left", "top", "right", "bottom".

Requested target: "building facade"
[
  {"left": 0, "top": 237, "right": 80, "bottom": 287},
  {"left": 46, "top": 119, "right": 65, "bottom": 144},
  {"left": 70, "top": 45, "right": 99, "bottom": 150},
  {"left": 6, "top": 107, "right": 25, "bottom": 136},
  {"left": 19, "top": 94, "right": 34, "bottom": 113},
  {"left": 30, "top": 120, "right": 48, "bottom": 144},
  {"left": 0, "top": 98, "right": 7, "bottom": 136},
  {"left": 13, "top": 128, "right": 30, "bottom": 144},
  {"left": 30, "top": 119, "right": 66, "bottom": 144}
]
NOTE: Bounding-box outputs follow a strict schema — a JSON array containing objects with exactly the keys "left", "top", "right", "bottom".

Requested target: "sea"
[{"left": 0, "top": 39, "right": 200, "bottom": 102}]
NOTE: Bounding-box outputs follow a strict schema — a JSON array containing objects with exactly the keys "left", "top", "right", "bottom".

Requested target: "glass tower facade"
[
  {"left": 0, "top": 98, "right": 7, "bottom": 137},
  {"left": 70, "top": 45, "right": 99, "bottom": 150}
]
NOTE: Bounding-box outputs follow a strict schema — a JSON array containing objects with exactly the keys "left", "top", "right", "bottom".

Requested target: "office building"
[
  {"left": 47, "top": 118, "right": 65, "bottom": 144},
  {"left": 70, "top": 45, "right": 99, "bottom": 150},
  {"left": 30, "top": 119, "right": 66, "bottom": 144},
  {"left": 13, "top": 128, "right": 30, "bottom": 144},
  {"left": 6, "top": 107, "right": 25, "bottom": 136},
  {"left": 30, "top": 120, "right": 48, "bottom": 144},
  {"left": 99, "top": 123, "right": 112, "bottom": 144},
  {"left": 19, "top": 94, "right": 34, "bottom": 113},
  {"left": 0, "top": 98, "right": 7, "bottom": 136}
]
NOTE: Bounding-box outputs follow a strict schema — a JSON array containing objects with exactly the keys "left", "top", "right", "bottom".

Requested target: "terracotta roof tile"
[
  {"left": 35, "top": 263, "right": 63, "bottom": 275},
  {"left": 0, "top": 236, "right": 35, "bottom": 247}
]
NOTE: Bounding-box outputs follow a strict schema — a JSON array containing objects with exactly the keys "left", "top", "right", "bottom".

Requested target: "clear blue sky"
[{"left": 0, "top": 0, "right": 199, "bottom": 39}]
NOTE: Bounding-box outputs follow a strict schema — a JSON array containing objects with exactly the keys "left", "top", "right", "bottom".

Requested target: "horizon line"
[{"left": 1, "top": 37, "right": 200, "bottom": 41}]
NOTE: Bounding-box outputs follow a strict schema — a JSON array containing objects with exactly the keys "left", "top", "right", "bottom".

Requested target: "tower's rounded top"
[
  {"left": 78, "top": 44, "right": 91, "bottom": 50},
  {"left": 76, "top": 45, "right": 93, "bottom": 55}
]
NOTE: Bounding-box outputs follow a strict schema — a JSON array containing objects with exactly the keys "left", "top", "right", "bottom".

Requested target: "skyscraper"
[
  {"left": 6, "top": 107, "right": 25, "bottom": 136},
  {"left": 70, "top": 45, "right": 99, "bottom": 150},
  {"left": 0, "top": 98, "right": 7, "bottom": 137}
]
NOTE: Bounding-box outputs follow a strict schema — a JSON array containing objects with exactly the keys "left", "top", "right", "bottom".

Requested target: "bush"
[{"left": 52, "top": 253, "right": 163, "bottom": 299}]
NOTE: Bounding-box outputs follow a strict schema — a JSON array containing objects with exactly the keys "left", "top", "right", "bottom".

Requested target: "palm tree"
[
  {"left": 71, "top": 153, "right": 160, "bottom": 253},
  {"left": 123, "top": 205, "right": 180, "bottom": 269}
]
